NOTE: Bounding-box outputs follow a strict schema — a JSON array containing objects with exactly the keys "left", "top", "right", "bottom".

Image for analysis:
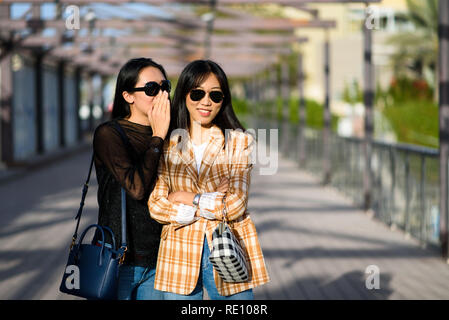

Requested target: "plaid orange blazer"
[{"left": 148, "top": 124, "right": 270, "bottom": 296}]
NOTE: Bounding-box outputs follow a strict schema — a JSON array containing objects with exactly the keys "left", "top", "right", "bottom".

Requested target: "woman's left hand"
[{"left": 168, "top": 191, "right": 196, "bottom": 206}]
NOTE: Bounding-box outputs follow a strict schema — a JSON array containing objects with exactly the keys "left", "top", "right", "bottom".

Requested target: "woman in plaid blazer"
[{"left": 148, "top": 60, "right": 270, "bottom": 299}]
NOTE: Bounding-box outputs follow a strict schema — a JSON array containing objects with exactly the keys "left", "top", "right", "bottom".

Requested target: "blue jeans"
[
  {"left": 117, "top": 265, "right": 163, "bottom": 300},
  {"left": 162, "top": 237, "right": 253, "bottom": 300}
]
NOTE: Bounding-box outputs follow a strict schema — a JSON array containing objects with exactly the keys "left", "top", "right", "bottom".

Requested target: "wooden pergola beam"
[
  {"left": 128, "top": 46, "right": 292, "bottom": 56},
  {"left": 0, "top": 17, "right": 335, "bottom": 31},
  {"left": 0, "top": 1, "right": 317, "bottom": 75},
  {"left": 16, "top": 33, "right": 306, "bottom": 48},
  {"left": 18, "top": 37, "right": 295, "bottom": 59},
  {"left": 44, "top": 39, "right": 292, "bottom": 75},
  {"left": 214, "top": 18, "right": 336, "bottom": 30},
  {"left": 0, "top": 19, "right": 202, "bottom": 32},
  {"left": 102, "top": 54, "right": 275, "bottom": 77}
]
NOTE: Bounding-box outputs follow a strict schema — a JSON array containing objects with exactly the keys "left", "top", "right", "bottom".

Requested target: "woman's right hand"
[{"left": 148, "top": 90, "right": 170, "bottom": 140}]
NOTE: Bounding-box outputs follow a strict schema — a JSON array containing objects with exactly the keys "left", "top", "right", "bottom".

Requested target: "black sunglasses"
[
  {"left": 129, "top": 80, "right": 171, "bottom": 96},
  {"left": 189, "top": 89, "right": 224, "bottom": 103}
]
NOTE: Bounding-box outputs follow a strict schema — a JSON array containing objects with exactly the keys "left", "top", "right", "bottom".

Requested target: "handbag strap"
[
  {"left": 219, "top": 194, "right": 233, "bottom": 235},
  {"left": 221, "top": 195, "right": 228, "bottom": 223},
  {"left": 71, "top": 153, "right": 95, "bottom": 248},
  {"left": 218, "top": 132, "right": 231, "bottom": 232},
  {"left": 110, "top": 120, "right": 133, "bottom": 256},
  {"left": 120, "top": 188, "right": 127, "bottom": 250},
  {"left": 70, "top": 121, "right": 129, "bottom": 258}
]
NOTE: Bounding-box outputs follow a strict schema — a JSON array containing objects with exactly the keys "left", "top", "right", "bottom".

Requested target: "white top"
[{"left": 192, "top": 141, "right": 208, "bottom": 174}]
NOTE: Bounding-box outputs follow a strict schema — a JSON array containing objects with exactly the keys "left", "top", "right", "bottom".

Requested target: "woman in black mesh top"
[{"left": 92, "top": 58, "right": 170, "bottom": 300}]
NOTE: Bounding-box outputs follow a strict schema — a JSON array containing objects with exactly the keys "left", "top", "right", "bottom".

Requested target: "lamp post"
[
  {"left": 363, "top": 4, "right": 374, "bottom": 212},
  {"left": 322, "top": 29, "right": 331, "bottom": 185},
  {"left": 438, "top": 0, "right": 449, "bottom": 261},
  {"left": 202, "top": 0, "right": 216, "bottom": 60},
  {"left": 84, "top": 9, "right": 96, "bottom": 131},
  {"left": 298, "top": 52, "right": 306, "bottom": 167}
]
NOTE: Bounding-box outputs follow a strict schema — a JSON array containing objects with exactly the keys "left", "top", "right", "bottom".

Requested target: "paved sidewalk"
[
  {"left": 251, "top": 156, "right": 449, "bottom": 300},
  {"left": 0, "top": 151, "right": 96, "bottom": 300},
  {"left": 1, "top": 150, "right": 449, "bottom": 299}
]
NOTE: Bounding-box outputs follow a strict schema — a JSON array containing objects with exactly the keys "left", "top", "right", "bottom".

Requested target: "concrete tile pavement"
[{"left": 250, "top": 156, "right": 449, "bottom": 300}]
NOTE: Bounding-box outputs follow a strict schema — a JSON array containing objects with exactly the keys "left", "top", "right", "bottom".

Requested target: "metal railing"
[{"left": 249, "top": 117, "right": 441, "bottom": 249}]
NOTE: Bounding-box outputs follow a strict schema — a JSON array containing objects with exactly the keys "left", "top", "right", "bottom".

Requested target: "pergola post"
[
  {"left": 100, "top": 75, "right": 108, "bottom": 122},
  {"left": 439, "top": 0, "right": 449, "bottom": 260},
  {"left": 203, "top": 0, "right": 216, "bottom": 60},
  {"left": 363, "top": 4, "right": 374, "bottom": 211},
  {"left": 265, "top": 68, "right": 271, "bottom": 117},
  {"left": 74, "top": 66, "right": 82, "bottom": 142},
  {"left": 249, "top": 76, "right": 255, "bottom": 117},
  {"left": 243, "top": 80, "right": 250, "bottom": 108},
  {"left": 298, "top": 52, "right": 306, "bottom": 167},
  {"left": 87, "top": 72, "right": 95, "bottom": 131},
  {"left": 246, "top": 79, "right": 252, "bottom": 107},
  {"left": 253, "top": 75, "right": 259, "bottom": 109},
  {"left": 34, "top": 51, "right": 44, "bottom": 155},
  {"left": 260, "top": 70, "right": 267, "bottom": 117},
  {"left": 282, "top": 61, "right": 290, "bottom": 122},
  {"left": 281, "top": 61, "right": 290, "bottom": 154},
  {"left": 57, "top": 61, "right": 66, "bottom": 148},
  {"left": 322, "top": 29, "right": 331, "bottom": 185},
  {"left": 272, "top": 65, "right": 278, "bottom": 120},
  {"left": 32, "top": 4, "right": 45, "bottom": 155},
  {"left": 261, "top": 70, "right": 267, "bottom": 104},
  {"left": 0, "top": 3, "right": 13, "bottom": 164},
  {"left": 56, "top": 3, "right": 66, "bottom": 148}
]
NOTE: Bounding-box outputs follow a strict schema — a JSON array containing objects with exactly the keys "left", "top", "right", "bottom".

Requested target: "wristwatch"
[{"left": 192, "top": 193, "right": 201, "bottom": 207}]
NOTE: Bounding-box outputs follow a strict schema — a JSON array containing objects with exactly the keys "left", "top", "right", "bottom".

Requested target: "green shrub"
[
  {"left": 382, "top": 99, "right": 438, "bottom": 148},
  {"left": 387, "top": 77, "right": 434, "bottom": 103},
  {"left": 375, "top": 75, "right": 438, "bottom": 148}
]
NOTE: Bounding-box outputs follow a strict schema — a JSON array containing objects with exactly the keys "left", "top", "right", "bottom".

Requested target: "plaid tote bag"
[{"left": 208, "top": 197, "right": 249, "bottom": 283}]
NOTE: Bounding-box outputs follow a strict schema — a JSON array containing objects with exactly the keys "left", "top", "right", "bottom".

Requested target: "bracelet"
[{"left": 192, "top": 193, "right": 201, "bottom": 207}]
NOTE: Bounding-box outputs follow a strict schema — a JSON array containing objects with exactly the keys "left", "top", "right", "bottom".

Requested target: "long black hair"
[
  {"left": 170, "top": 60, "right": 245, "bottom": 136},
  {"left": 111, "top": 57, "right": 168, "bottom": 120}
]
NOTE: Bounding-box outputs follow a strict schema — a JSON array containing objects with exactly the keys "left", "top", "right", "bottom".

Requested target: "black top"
[{"left": 93, "top": 118, "right": 164, "bottom": 268}]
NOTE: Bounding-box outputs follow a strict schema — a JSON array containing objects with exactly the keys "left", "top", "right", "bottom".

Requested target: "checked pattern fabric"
[
  {"left": 149, "top": 126, "right": 270, "bottom": 295},
  {"left": 209, "top": 222, "right": 249, "bottom": 283}
]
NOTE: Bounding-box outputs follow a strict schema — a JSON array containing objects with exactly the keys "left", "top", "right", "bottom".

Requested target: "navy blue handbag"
[
  {"left": 60, "top": 120, "right": 135, "bottom": 299},
  {"left": 59, "top": 150, "right": 128, "bottom": 300},
  {"left": 59, "top": 223, "right": 125, "bottom": 300}
]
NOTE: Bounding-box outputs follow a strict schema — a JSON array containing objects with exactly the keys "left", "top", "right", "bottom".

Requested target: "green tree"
[{"left": 387, "top": 0, "right": 438, "bottom": 93}]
